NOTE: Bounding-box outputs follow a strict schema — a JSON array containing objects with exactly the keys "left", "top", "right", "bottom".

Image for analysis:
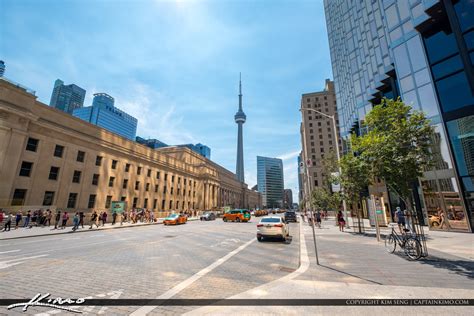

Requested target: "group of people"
[
  {"left": 301, "top": 209, "right": 347, "bottom": 231},
  {"left": 0, "top": 209, "right": 55, "bottom": 231}
]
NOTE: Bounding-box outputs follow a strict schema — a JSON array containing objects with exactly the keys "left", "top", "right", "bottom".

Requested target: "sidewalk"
[
  {"left": 0, "top": 217, "right": 200, "bottom": 240},
  {"left": 184, "top": 219, "right": 474, "bottom": 315}
]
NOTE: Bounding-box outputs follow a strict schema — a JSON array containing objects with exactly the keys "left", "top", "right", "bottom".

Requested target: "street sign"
[
  {"left": 111, "top": 201, "right": 126, "bottom": 213},
  {"left": 376, "top": 210, "right": 383, "bottom": 214}
]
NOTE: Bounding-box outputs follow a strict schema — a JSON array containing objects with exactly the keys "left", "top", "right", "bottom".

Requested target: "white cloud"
[{"left": 277, "top": 150, "right": 300, "bottom": 161}]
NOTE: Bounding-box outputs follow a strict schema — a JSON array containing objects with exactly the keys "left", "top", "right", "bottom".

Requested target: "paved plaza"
[{"left": 0, "top": 216, "right": 472, "bottom": 315}]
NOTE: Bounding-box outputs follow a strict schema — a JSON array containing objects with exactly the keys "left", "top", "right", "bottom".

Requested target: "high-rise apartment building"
[
  {"left": 257, "top": 156, "right": 284, "bottom": 208},
  {"left": 49, "top": 79, "right": 86, "bottom": 114},
  {"left": 73, "top": 93, "right": 138, "bottom": 140},
  {"left": 324, "top": 0, "right": 473, "bottom": 232},
  {"left": 0, "top": 60, "right": 5, "bottom": 77},
  {"left": 283, "top": 189, "right": 293, "bottom": 209},
  {"left": 299, "top": 79, "right": 341, "bottom": 198}
]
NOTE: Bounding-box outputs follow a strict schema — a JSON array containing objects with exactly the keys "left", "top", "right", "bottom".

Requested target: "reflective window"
[
  {"left": 398, "top": 1, "right": 410, "bottom": 20},
  {"left": 407, "top": 36, "right": 426, "bottom": 72},
  {"left": 431, "top": 55, "right": 463, "bottom": 80},
  {"left": 402, "top": 89, "right": 419, "bottom": 110},
  {"left": 424, "top": 23, "right": 458, "bottom": 64},
  {"left": 435, "top": 71, "right": 474, "bottom": 112},
  {"left": 446, "top": 116, "right": 474, "bottom": 177},
  {"left": 389, "top": 27, "right": 403, "bottom": 42},
  {"left": 400, "top": 75, "right": 415, "bottom": 92},
  {"left": 454, "top": 0, "right": 474, "bottom": 32},
  {"left": 417, "top": 83, "right": 439, "bottom": 117},
  {"left": 465, "top": 30, "right": 474, "bottom": 50},
  {"left": 385, "top": 4, "right": 399, "bottom": 29},
  {"left": 414, "top": 68, "right": 430, "bottom": 87},
  {"left": 393, "top": 44, "right": 411, "bottom": 77}
]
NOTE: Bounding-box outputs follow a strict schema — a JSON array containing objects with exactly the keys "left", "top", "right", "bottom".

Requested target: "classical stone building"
[{"left": 0, "top": 79, "right": 261, "bottom": 216}]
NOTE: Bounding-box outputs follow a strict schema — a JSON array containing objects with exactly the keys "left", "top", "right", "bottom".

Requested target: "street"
[{"left": 0, "top": 216, "right": 300, "bottom": 315}]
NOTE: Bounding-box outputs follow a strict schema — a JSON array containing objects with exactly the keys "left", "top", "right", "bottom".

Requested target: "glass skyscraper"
[
  {"left": 257, "top": 156, "right": 284, "bottom": 208},
  {"left": 49, "top": 79, "right": 86, "bottom": 114},
  {"left": 324, "top": 0, "right": 473, "bottom": 232},
  {"left": 73, "top": 93, "right": 138, "bottom": 140}
]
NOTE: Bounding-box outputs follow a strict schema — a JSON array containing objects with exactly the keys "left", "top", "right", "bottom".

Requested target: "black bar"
[{"left": 1, "top": 299, "right": 473, "bottom": 306}]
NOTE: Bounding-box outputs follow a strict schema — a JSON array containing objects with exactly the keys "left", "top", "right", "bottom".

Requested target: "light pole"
[
  {"left": 300, "top": 107, "right": 349, "bottom": 228},
  {"left": 300, "top": 108, "right": 320, "bottom": 265}
]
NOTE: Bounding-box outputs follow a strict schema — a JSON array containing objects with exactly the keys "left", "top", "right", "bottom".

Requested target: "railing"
[{"left": 0, "top": 77, "right": 36, "bottom": 95}]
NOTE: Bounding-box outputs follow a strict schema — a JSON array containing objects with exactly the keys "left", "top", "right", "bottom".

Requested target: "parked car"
[
  {"left": 163, "top": 214, "right": 187, "bottom": 225},
  {"left": 223, "top": 209, "right": 251, "bottom": 222},
  {"left": 284, "top": 211, "right": 297, "bottom": 223},
  {"left": 257, "top": 216, "right": 289, "bottom": 241},
  {"left": 200, "top": 212, "right": 216, "bottom": 221}
]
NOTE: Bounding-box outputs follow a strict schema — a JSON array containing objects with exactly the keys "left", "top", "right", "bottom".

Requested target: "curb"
[{"left": 0, "top": 218, "right": 200, "bottom": 241}]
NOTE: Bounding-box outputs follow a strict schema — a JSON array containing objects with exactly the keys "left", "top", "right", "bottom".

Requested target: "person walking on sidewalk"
[
  {"left": 337, "top": 210, "right": 346, "bottom": 232},
  {"left": 395, "top": 207, "right": 406, "bottom": 234},
  {"left": 2, "top": 213, "right": 12, "bottom": 231},
  {"left": 101, "top": 211, "right": 108, "bottom": 226},
  {"left": 15, "top": 211, "right": 22, "bottom": 229},
  {"left": 46, "top": 209, "right": 52, "bottom": 227},
  {"left": 315, "top": 211, "right": 322, "bottom": 229},
  {"left": 437, "top": 207, "right": 451, "bottom": 230},
  {"left": 23, "top": 210, "right": 31, "bottom": 228},
  {"left": 61, "top": 212, "right": 69, "bottom": 229},
  {"left": 79, "top": 212, "right": 85, "bottom": 228},
  {"left": 150, "top": 210, "right": 155, "bottom": 223},
  {"left": 112, "top": 210, "right": 117, "bottom": 225},
  {"left": 72, "top": 212, "right": 80, "bottom": 231},
  {"left": 54, "top": 210, "right": 61, "bottom": 229},
  {"left": 89, "top": 211, "right": 99, "bottom": 229}
]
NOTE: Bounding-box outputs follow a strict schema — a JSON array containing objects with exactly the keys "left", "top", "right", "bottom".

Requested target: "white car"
[{"left": 256, "top": 216, "right": 289, "bottom": 241}]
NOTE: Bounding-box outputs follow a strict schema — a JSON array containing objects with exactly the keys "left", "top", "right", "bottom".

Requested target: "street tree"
[{"left": 351, "top": 98, "right": 434, "bottom": 211}]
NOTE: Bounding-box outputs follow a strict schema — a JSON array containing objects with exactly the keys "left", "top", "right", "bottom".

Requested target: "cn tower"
[{"left": 235, "top": 73, "right": 246, "bottom": 183}]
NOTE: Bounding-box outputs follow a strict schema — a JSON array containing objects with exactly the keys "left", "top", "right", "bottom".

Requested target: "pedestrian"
[
  {"left": 54, "top": 210, "right": 61, "bottom": 229},
  {"left": 395, "top": 207, "right": 406, "bottom": 234},
  {"left": 404, "top": 209, "right": 413, "bottom": 233},
  {"left": 337, "top": 210, "right": 345, "bottom": 232},
  {"left": 150, "top": 210, "right": 155, "bottom": 223},
  {"left": 315, "top": 211, "right": 322, "bottom": 228},
  {"left": 46, "top": 209, "right": 52, "bottom": 227},
  {"left": 438, "top": 207, "right": 451, "bottom": 230},
  {"left": 0, "top": 210, "right": 4, "bottom": 227},
  {"left": 112, "top": 210, "right": 117, "bottom": 225},
  {"left": 121, "top": 210, "right": 127, "bottom": 225},
  {"left": 89, "top": 210, "right": 99, "bottom": 229},
  {"left": 72, "top": 212, "right": 80, "bottom": 231},
  {"left": 15, "top": 211, "right": 22, "bottom": 229},
  {"left": 101, "top": 211, "right": 107, "bottom": 226},
  {"left": 23, "top": 210, "right": 31, "bottom": 228},
  {"left": 61, "top": 211, "right": 69, "bottom": 229},
  {"left": 2, "top": 212, "right": 12, "bottom": 231},
  {"left": 79, "top": 211, "right": 85, "bottom": 228},
  {"left": 31, "top": 210, "right": 38, "bottom": 227}
]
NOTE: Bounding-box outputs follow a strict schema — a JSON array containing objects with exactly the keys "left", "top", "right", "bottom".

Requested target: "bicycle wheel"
[
  {"left": 384, "top": 234, "right": 396, "bottom": 253},
  {"left": 404, "top": 237, "right": 422, "bottom": 260}
]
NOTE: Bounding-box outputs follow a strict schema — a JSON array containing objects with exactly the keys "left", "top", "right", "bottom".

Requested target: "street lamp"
[
  {"left": 300, "top": 107, "right": 349, "bottom": 228},
  {"left": 299, "top": 109, "right": 320, "bottom": 265}
]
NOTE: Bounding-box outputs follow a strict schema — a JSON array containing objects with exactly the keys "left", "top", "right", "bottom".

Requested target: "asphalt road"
[{"left": 0, "top": 216, "right": 300, "bottom": 315}]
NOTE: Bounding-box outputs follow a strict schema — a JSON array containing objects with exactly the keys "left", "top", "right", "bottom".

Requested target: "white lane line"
[
  {"left": 130, "top": 238, "right": 256, "bottom": 316},
  {"left": 183, "top": 219, "right": 309, "bottom": 316},
  {"left": 0, "top": 249, "right": 20, "bottom": 254},
  {"left": 0, "top": 254, "right": 48, "bottom": 269}
]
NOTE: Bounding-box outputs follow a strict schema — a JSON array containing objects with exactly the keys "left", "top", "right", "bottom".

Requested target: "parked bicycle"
[{"left": 385, "top": 223, "right": 422, "bottom": 260}]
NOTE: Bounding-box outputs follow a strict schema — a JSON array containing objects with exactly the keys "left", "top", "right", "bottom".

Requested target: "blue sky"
[{"left": 1, "top": 0, "right": 332, "bottom": 203}]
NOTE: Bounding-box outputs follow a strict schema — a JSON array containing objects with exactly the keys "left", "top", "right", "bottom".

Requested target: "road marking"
[
  {"left": 183, "top": 220, "right": 309, "bottom": 315},
  {"left": 0, "top": 254, "right": 48, "bottom": 269},
  {"left": 130, "top": 238, "right": 255, "bottom": 315},
  {"left": 0, "top": 249, "right": 20, "bottom": 254}
]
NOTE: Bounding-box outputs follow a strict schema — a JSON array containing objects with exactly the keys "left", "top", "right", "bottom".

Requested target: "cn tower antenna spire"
[{"left": 235, "top": 72, "right": 246, "bottom": 183}]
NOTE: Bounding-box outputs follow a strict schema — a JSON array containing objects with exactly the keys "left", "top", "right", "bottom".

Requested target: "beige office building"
[
  {"left": 0, "top": 79, "right": 261, "bottom": 216},
  {"left": 299, "top": 79, "right": 342, "bottom": 199}
]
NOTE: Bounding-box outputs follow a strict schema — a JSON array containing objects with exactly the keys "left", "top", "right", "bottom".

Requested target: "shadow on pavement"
[
  {"left": 318, "top": 264, "right": 383, "bottom": 285},
  {"left": 417, "top": 255, "right": 474, "bottom": 280}
]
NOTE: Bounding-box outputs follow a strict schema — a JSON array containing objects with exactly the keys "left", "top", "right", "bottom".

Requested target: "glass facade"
[
  {"left": 257, "top": 156, "right": 284, "bottom": 208},
  {"left": 73, "top": 99, "right": 138, "bottom": 141},
  {"left": 324, "top": 0, "right": 474, "bottom": 232},
  {"left": 49, "top": 79, "right": 86, "bottom": 114}
]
